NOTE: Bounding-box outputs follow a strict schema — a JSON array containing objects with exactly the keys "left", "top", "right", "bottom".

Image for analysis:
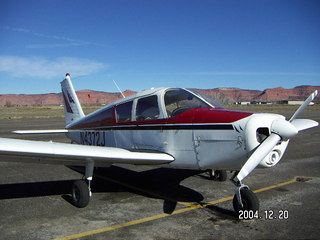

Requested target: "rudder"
[{"left": 60, "top": 73, "right": 85, "bottom": 125}]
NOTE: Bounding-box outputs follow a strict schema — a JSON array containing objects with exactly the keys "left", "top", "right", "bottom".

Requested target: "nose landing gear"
[
  {"left": 231, "top": 171, "right": 259, "bottom": 218},
  {"left": 233, "top": 187, "right": 259, "bottom": 217}
]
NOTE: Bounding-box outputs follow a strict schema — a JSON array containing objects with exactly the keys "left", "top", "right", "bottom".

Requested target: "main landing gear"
[
  {"left": 71, "top": 160, "right": 94, "bottom": 208},
  {"left": 72, "top": 180, "right": 90, "bottom": 208},
  {"left": 231, "top": 171, "right": 259, "bottom": 217},
  {"left": 207, "top": 170, "right": 227, "bottom": 181}
]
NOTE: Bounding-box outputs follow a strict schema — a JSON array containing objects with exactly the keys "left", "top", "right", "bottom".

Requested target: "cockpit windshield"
[
  {"left": 164, "top": 88, "right": 221, "bottom": 117},
  {"left": 188, "top": 89, "right": 224, "bottom": 109}
]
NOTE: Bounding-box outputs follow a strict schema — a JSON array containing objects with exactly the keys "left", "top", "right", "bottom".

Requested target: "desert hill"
[{"left": 0, "top": 85, "right": 319, "bottom": 106}]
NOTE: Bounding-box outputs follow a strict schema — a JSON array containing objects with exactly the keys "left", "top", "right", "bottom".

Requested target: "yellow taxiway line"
[{"left": 54, "top": 178, "right": 297, "bottom": 240}]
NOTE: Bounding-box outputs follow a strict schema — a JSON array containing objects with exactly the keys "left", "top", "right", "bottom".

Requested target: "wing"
[{"left": 0, "top": 138, "right": 174, "bottom": 167}]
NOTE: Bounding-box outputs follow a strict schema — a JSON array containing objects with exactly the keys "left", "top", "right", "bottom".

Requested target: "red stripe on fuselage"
[
  {"left": 68, "top": 107, "right": 252, "bottom": 130},
  {"left": 168, "top": 108, "right": 253, "bottom": 124}
]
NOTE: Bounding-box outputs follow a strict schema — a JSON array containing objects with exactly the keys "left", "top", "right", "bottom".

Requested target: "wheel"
[
  {"left": 207, "top": 170, "right": 227, "bottom": 181},
  {"left": 233, "top": 188, "right": 259, "bottom": 218},
  {"left": 207, "top": 169, "right": 214, "bottom": 179},
  {"left": 214, "top": 170, "right": 227, "bottom": 181},
  {"left": 72, "top": 180, "right": 90, "bottom": 208}
]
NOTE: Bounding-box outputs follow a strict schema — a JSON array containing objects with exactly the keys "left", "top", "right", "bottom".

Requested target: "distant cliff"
[
  {"left": 0, "top": 86, "right": 319, "bottom": 106},
  {"left": 194, "top": 85, "right": 320, "bottom": 104}
]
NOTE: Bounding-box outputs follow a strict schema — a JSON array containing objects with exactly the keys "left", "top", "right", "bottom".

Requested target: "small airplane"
[{"left": 0, "top": 73, "right": 318, "bottom": 217}]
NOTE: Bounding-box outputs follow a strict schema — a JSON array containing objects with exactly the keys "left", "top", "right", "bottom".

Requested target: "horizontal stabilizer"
[{"left": 13, "top": 129, "right": 68, "bottom": 134}]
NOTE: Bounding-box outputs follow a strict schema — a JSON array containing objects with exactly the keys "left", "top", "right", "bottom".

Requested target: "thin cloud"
[
  {"left": 159, "top": 71, "right": 320, "bottom": 77},
  {"left": 3, "top": 26, "right": 108, "bottom": 48},
  {"left": 26, "top": 43, "right": 87, "bottom": 49},
  {"left": 3, "top": 26, "right": 30, "bottom": 33},
  {"left": 0, "top": 55, "right": 107, "bottom": 78}
]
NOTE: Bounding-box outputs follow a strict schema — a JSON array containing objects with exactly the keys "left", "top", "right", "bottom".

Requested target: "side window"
[
  {"left": 115, "top": 101, "right": 133, "bottom": 123},
  {"left": 99, "top": 108, "right": 114, "bottom": 125},
  {"left": 136, "top": 95, "right": 160, "bottom": 121}
]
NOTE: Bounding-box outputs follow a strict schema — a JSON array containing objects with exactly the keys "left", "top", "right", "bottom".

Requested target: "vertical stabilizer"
[{"left": 60, "top": 73, "right": 85, "bottom": 125}]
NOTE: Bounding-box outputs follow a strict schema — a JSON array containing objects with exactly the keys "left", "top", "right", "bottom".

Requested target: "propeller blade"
[
  {"left": 289, "top": 90, "right": 318, "bottom": 122},
  {"left": 291, "top": 119, "right": 319, "bottom": 132},
  {"left": 237, "top": 133, "right": 281, "bottom": 182}
]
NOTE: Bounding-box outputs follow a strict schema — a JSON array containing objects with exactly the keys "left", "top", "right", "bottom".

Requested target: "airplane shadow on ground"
[
  {"left": 0, "top": 165, "right": 236, "bottom": 217},
  {"left": 70, "top": 165, "right": 205, "bottom": 214}
]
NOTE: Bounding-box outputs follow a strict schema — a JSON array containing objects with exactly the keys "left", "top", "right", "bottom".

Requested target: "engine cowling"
[{"left": 245, "top": 114, "right": 289, "bottom": 168}]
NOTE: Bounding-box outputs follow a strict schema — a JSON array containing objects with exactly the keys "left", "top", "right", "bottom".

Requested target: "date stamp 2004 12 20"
[{"left": 238, "top": 210, "right": 289, "bottom": 220}]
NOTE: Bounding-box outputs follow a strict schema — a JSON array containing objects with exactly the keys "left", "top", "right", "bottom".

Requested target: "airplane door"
[{"left": 132, "top": 95, "right": 166, "bottom": 151}]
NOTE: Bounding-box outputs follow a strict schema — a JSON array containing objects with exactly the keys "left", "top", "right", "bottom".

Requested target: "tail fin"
[{"left": 60, "top": 73, "right": 85, "bottom": 125}]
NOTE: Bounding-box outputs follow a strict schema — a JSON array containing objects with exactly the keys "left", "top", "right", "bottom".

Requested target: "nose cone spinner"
[{"left": 271, "top": 118, "right": 298, "bottom": 140}]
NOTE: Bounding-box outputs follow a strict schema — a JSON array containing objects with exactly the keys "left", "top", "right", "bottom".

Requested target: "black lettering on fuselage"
[{"left": 80, "top": 131, "right": 106, "bottom": 146}]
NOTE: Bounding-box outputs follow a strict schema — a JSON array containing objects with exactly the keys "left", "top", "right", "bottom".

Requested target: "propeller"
[
  {"left": 236, "top": 90, "right": 318, "bottom": 183},
  {"left": 289, "top": 90, "right": 318, "bottom": 122}
]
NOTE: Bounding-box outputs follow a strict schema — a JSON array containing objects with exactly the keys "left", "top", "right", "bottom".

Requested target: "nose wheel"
[{"left": 233, "top": 187, "right": 259, "bottom": 217}]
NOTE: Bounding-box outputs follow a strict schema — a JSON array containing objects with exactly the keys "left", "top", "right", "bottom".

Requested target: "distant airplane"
[{"left": 0, "top": 73, "right": 318, "bottom": 217}]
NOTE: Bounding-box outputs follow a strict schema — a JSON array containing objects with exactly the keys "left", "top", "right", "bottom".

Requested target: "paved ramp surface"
[{"left": 0, "top": 113, "right": 319, "bottom": 240}]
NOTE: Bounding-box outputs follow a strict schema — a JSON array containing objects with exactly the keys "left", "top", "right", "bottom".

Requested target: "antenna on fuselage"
[{"left": 113, "top": 79, "right": 125, "bottom": 99}]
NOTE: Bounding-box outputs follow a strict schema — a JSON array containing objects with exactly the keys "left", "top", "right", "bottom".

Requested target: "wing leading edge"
[{"left": 0, "top": 138, "right": 174, "bottom": 167}]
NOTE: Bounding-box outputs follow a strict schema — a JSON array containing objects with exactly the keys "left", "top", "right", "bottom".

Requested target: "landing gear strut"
[
  {"left": 71, "top": 160, "right": 94, "bottom": 208},
  {"left": 207, "top": 170, "right": 227, "bottom": 181},
  {"left": 230, "top": 171, "right": 259, "bottom": 217}
]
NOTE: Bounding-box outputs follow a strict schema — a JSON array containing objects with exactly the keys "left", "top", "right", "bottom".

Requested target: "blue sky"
[{"left": 0, "top": 0, "right": 319, "bottom": 94}]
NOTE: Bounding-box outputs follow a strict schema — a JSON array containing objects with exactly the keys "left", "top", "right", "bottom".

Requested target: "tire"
[
  {"left": 72, "top": 180, "right": 90, "bottom": 208},
  {"left": 233, "top": 188, "right": 259, "bottom": 218},
  {"left": 215, "top": 170, "right": 227, "bottom": 181}
]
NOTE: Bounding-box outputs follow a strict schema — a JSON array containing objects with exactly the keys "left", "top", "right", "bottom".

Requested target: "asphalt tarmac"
[{"left": 0, "top": 111, "right": 319, "bottom": 240}]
